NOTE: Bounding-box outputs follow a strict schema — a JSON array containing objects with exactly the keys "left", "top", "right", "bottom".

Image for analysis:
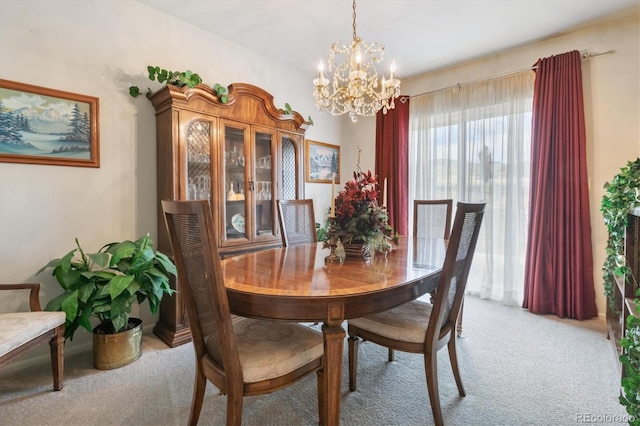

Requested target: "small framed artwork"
[
  {"left": 305, "top": 139, "right": 340, "bottom": 184},
  {"left": 0, "top": 79, "right": 99, "bottom": 167}
]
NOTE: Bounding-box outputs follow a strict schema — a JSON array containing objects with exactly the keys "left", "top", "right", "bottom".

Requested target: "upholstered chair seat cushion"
[
  {"left": 0, "top": 312, "right": 66, "bottom": 357},
  {"left": 348, "top": 300, "right": 433, "bottom": 344},
  {"left": 206, "top": 317, "right": 324, "bottom": 383}
]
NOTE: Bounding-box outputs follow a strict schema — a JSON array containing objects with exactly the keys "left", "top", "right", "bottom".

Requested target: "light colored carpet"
[{"left": 0, "top": 296, "right": 630, "bottom": 425}]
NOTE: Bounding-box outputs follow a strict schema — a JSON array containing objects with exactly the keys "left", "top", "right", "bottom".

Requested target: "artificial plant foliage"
[
  {"left": 334, "top": 169, "right": 398, "bottom": 250},
  {"left": 128, "top": 65, "right": 229, "bottom": 103},
  {"left": 620, "top": 313, "right": 640, "bottom": 424},
  {"left": 146, "top": 65, "right": 202, "bottom": 87},
  {"left": 315, "top": 222, "right": 328, "bottom": 242},
  {"left": 601, "top": 158, "right": 640, "bottom": 302},
  {"left": 600, "top": 157, "right": 640, "bottom": 421},
  {"left": 128, "top": 66, "right": 313, "bottom": 123}
]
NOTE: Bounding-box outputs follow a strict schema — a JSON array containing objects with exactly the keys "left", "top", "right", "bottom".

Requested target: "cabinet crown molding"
[{"left": 150, "top": 82, "right": 311, "bottom": 131}]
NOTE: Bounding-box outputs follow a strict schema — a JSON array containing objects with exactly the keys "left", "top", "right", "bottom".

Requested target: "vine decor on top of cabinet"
[{"left": 150, "top": 82, "right": 310, "bottom": 347}]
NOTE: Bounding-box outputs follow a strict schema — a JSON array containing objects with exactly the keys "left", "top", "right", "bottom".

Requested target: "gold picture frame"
[
  {"left": 305, "top": 139, "right": 340, "bottom": 184},
  {"left": 0, "top": 79, "right": 100, "bottom": 167}
]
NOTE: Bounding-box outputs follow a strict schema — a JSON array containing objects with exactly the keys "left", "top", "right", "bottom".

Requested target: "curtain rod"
[{"left": 400, "top": 49, "right": 615, "bottom": 102}]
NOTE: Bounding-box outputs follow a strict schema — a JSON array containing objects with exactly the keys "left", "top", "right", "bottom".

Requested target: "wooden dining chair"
[
  {"left": 347, "top": 202, "right": 485, "bottom": 426},
  {"left": 414, "top": 199, "right": 470, "bottom": 337},
  {"left": 161, "top": 199, "right": 325, "bottom": 426},
  {"left": 0, "top": 283, "right": 65, "bottom": 391},
  {"left": 277, "top": 199, "right": 317, "bottom": 247},
  {"left": 413, "top": 199, "right": 453, "bottom": 239}
]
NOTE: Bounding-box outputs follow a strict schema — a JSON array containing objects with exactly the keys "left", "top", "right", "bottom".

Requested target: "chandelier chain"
[{"left": 352, "top": 0, "right": 357, "bottom": 39}]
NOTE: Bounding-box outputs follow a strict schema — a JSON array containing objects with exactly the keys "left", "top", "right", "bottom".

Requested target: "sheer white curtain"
[{"left": 408, "top": 71, "right": 535, "bottom": 305}]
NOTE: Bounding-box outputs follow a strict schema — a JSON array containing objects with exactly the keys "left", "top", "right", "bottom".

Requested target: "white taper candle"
[
  {"left": 382, "top": 178, "right": 387, "bottom": 208},
  {"left": 330, "top": 174, "right": 336, "bottom": 217}
]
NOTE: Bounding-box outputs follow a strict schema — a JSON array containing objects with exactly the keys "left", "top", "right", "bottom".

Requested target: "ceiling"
[{"left": 137, "top": 0, "right": 637, "bottom": 79}]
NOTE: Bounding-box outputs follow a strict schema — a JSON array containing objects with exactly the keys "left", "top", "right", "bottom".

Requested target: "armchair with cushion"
[{"left": 0, "top": 283, "right": 66, "bottom": 391}]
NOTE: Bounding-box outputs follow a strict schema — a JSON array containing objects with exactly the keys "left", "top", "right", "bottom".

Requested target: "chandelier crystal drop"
[{"left": 312, "top": 0, "right": 401, "bottom": 122}]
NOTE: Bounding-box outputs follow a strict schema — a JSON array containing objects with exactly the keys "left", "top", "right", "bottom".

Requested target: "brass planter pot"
[{"left": 93, "top": 318, "right": 143, "bottom": 370}]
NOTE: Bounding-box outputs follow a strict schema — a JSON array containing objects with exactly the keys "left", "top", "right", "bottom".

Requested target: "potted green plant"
[{"left": 38, "top": 233, "right": 176, "bottom": 369}]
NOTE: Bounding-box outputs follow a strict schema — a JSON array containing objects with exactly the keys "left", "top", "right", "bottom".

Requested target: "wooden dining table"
[{"left": 220, "top": 236, "right": 446, "bottom": 426}]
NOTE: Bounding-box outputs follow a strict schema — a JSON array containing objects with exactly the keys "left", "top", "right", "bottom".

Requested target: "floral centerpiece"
[{"left": 334, "top": 169, "right": 397, "bottom": 255}]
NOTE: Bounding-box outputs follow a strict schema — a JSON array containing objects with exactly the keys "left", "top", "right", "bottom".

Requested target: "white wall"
[
  {"left": 0, "top": 0, "right": 341, "bottom": 369},
  {"left": 349, "top": 7, "right": 640, "bottom": 316}
]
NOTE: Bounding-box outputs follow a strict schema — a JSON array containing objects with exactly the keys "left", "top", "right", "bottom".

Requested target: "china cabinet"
[{"left": 150, "top": 82, "right": 310, "bottom": 346}]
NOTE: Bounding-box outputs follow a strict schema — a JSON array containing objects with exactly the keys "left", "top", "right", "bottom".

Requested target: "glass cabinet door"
[
  {"left": 280, "top": 134, "right": 300, "bottom": 200},
  {"left": 185, "top": 119, "right": 213, "bottom": 201},
  {"left": 253, "top": 128, "right": 275, "bottom": 239},
  {"left": 222, "top": 121, "right": 249, "bottom": 242}
]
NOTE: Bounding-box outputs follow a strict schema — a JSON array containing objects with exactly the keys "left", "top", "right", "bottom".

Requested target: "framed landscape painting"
[
  {"left": 0, "top": 79, "right": 99, "bottom": 167},
  {"left": 305, "top": 139, "right": 340, "bottom": 184}
]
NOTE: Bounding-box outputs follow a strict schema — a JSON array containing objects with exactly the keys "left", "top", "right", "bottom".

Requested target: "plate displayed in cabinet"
[{"left": 231, "top": 213, "right": 245, "bottom": 233}]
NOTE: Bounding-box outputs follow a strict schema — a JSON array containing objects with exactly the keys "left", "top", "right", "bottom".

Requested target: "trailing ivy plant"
[
  {"left": 281, "top": 102, "right": 313, "bottom": 125},
  {"left": 600, "top": 158, "right": 640, "bottom": 423},
  {"left": 601, "top": 159, "right": 640, "bottom": 303},
  {"left": 620, "top": 313, "right": 640, "bottom": 424},
  {"left": 128, "top": 65, "right": 229, "bottom": 103},
  {"left": 129, "top": 66, "right": 313, "bottom": 124}
]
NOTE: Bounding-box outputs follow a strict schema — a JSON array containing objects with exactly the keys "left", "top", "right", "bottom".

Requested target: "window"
[{"left": 409, "top": 71, "right": 534, "bottom": 305}]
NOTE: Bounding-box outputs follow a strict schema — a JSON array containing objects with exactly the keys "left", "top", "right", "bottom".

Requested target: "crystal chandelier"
[{"left": 313, "top": 0, "right": 401, "bottom": 122}]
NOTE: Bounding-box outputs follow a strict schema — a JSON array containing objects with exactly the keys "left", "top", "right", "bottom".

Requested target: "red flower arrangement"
[{"left": 334, "top": 170, "right": 397, "bottom": 249}]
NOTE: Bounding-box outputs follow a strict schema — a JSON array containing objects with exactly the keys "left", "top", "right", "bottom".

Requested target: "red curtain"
[
  {"left": 522, "top": 50, "right": 597, "bottom": 319},
  {"left": 375, "top": 97, "right": 409, "bottom": 235}
]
